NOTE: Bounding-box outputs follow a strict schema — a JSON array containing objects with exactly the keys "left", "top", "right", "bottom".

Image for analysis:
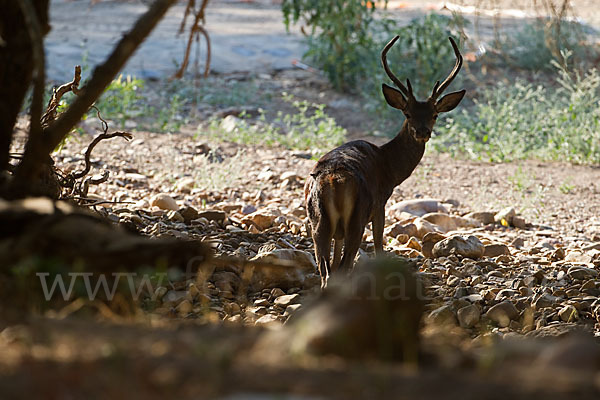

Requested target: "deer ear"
[
  {"left": 382, "top": 84, "right": 407, "bottom": 110},
  {"left": 435, "top": 90, "right": 466, "bottom": 113}
]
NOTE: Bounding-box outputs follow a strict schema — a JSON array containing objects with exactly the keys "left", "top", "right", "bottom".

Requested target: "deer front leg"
[{"left": 372, "top": 205, "right": 385, "bottom": 256}]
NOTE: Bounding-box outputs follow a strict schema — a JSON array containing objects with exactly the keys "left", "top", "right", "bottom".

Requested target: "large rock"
[
  {"left": 421, "top": 232, "right": 446, "bottom": 258},
  {"left": 150, "top": 193, "right": 179, "bottom": 211},
  {"left": 457, "top": 304, "right": 480, "bottom": 328},
  {"left": 248, "top": 249, "right": 318, "bottom": 290},
  {"left": 242, "top": 210, "right": 278, "bottom": 230},
  {"left": 413, "top": 217, "right": 444, "bottom": 239},
  {"left": 432, "top": 235, "right": 485, "bottom": 259},
  {"left": 384, "top": 222, "right": 418, "bottom": 239},
  {"left": 389, "top": 199, "right": 448, "bottom": 218},
  {"left": 428, "top": 304, "right": 457, "bottom": 326},
  {"left": 259, "top": 257, "right": 424, "bottom": 361},
  {"left": 486, "top": 300, "right": 519, "bottom": 327},
  {"left": 422, "top": 213, "right": 481, "bottom": 232}
]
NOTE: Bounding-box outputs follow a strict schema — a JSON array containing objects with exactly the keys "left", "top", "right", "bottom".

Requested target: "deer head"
[{"left": 381, "top": 36, "right": 466, "bottom": 143}]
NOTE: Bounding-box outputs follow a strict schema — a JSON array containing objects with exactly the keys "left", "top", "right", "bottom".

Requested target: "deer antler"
[
  {"left": 381, "top": 35, "right": 415, "bottom": 100},
  {"left": 430, "top": 37, "right": 463, "bottom": 100}
]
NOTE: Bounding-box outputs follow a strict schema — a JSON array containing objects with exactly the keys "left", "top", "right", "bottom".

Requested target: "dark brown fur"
[{"left": 306, "top": 36, "right": 466, "bottom": 288}]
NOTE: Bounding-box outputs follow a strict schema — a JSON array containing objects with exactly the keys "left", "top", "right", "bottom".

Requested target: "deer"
[{"left": 304, "top": 35, "right": 466, "bottom": 289}]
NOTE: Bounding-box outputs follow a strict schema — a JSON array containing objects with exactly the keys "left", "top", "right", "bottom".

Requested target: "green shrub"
[
  {"left": 497, "top": 18, "right": 594, "bottom": 71},
  {"left": 433, "top": 51, "right": 600, "bottom": 164}
]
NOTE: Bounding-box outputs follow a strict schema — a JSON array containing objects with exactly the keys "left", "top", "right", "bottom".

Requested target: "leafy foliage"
[
  {"left": 496, "top": 18, "right": 596, "bottom": 71},
  {"left": 202, "top": 94, "right": 346, "bottom": 154},
  {"left": 433, "top": 51, "right": 600, "bottom": 164}
]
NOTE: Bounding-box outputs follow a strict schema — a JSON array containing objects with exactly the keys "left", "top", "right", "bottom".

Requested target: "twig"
[
  {"left": 71, "top": 130, "right": 133, "bottom": 180},
  {"left": 172, "top": 0, "right": 211, "bottom": 79},
  {"left": 41, "top": 66, "right": 82, "bottom": 129}
]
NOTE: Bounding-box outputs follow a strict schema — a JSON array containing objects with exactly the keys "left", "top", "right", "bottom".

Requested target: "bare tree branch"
[{"left": 41, "top": 65, "right": 81, "bottom": 129}]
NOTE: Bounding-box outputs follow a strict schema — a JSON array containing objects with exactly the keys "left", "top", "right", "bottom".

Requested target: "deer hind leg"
[
  {"left": 331, "top": 238, "right": 343, "bottom": 272},
  {"left": 312, "top": 219, "right": 333, "bottom": 289},
  {"left": 372, "top": 205, "right": 385, "bottom": 256},
  {"left": 337, "top": 215, "right": 367, "bottom": 274}
]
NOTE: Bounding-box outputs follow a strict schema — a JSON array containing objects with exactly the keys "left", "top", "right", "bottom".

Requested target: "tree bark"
[{"left": 0, "top": 0, "right": 49, "bottom": 175}]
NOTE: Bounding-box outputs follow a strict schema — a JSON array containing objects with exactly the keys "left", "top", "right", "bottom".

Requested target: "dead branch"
[
  {"left": 41, "top": 65, "right": 82, "bottom": 129},
  {"left": 172, "top": 0, "right": 211, "bottom": 79},
  {"left": 13, "top": 0, "right": 177, "bottom": 191},
  {"left": 72, "top": 130, "right": 133, "bottom": 181}
]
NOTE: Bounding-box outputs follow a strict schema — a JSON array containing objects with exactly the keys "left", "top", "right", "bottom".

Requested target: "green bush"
[
  {"left": 433, "top": 51, "right": 600, "bottom": 164},
  {"left": 497, "top": 18, "right": 594, "bottom": 71}
]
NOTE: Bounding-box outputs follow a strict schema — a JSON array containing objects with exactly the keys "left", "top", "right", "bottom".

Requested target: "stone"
[
  {"left": 167, "top": 210, "right": 184, "bottom": 223},
  {"left": 389, "top": 199, "right": 447, "bottom": 217},
  {"left": 241, "top": 204, "right": 257, "bottom": 215},
  {"left": 457, "top": 304, "right": 480, "bottom": 328},
  {"left": 432, "top": 235, "right": 485, "bottom": 259},
  {"left": 176, "top": 177, "right": 196, "bottom": 192},
  {"left": 163, "top": 290, "right": 187, "bottom": 304},
  {"left": 154, "top": 286, "right": 168, "bottom": 300},
  {"left": 260, "top": 257, "right": 424, "bottom": 360},
  {"left": 494, "top": 207, "right": 516, "bottom": 226},
  {"left": 567, "top": 266, "right": 598, "bottom": 280},
  {"left": 484, "top": 243, "right": 511, "bottom": 257},
  {"left": 283, "top": 303, "right": 302, "bottom": 317},
  {"left": 428, "top": 305, "right": 457, "bottom": 326},
  {"left": 178, "top": 206, "right": 199, "bottom": 223},
  {"left": 254, "top": 298, "right": 270, "bottom": 307},
  {"left": 255, "top": 314, "right": 280, "bottom": 326},
  {"left": 421, "top": 232, "right": 446, "bottom": 258},
  {"left": 486, "top": 301, "right": 519, "bottom": 327},
  {"left": 422, "top": 212, "right": 481, "bottom": 232},
  {"left": 150, "top": 193, "right": 179, "bottom": 211},
  {"left": 405, "top": 237, "right": 422, "bottom": 251},
  {"left": 414, "top": 217, "right": 443, "bottom": 239},
  {"left": 558, "top": 304, "right": 578, "bottom": 322},
  {"left": 512, "top": 216, "right": 527, "bottom": 229},
  {"left": 270, "top": 288, "right": 285, "bottom": 298},
  {"left": 196, "top": 210, "right": 227, "bottom": 222},
  {"left": 464, "top": 211, "right": 495, "bottom": 225},
  {"left": 242, "top": 211, "right": 278, "bottom": 230},
  {"left": 220, "top": 115, "right": 242, "bottom": 133},
  {"left": 176, "top": 299, "right": 193, "bottom": 315},
  {"left": 384, "top": 222, "right": 418, "bottom": 239},
  {"left": 249, "top": 249, "right": 317, "bottom": 290},
  {"left": 274, "top": 293, "right": 301, "bottom": 307}
]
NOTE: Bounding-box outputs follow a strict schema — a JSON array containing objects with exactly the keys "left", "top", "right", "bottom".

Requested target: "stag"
[{"left": 305, "top": 36, "right": 466, "bottom": 288}]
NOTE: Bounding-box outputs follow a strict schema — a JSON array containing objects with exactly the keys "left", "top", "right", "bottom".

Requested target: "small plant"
[
  {"left": 200, "top": 93, "right": 346, "bottom": 154},
  {"left": 559, "top": 179, "right": 575, "bottom": 194},
  {"left": 433, "top": 51, "right": 600, "bottom": 164},
  {"left": 94, "top": 74, "right": 147, "bottom": 128}
]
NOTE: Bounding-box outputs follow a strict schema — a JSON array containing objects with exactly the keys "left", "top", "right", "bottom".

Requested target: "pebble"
[{"left": 150, "top": 193, "right": 179, "bottom": 211}]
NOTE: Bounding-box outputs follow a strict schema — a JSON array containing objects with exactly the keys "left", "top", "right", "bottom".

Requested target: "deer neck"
[{"left": 380, "top": 120, "right": 426, "bottom": 188}]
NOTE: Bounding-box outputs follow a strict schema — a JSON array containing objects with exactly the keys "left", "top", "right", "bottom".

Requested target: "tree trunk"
[{"left": 0, "top": 0, "right": 49, "bottom": 175}]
